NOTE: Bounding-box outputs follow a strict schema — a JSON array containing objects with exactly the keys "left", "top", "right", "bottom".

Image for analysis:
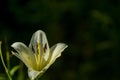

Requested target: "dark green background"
[{"left": 0, "top": 0, "right": 120, "bottom": 80}]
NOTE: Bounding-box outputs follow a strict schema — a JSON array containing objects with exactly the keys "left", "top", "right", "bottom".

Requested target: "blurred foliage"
[{"left": 0, "top": 0, "right": 120, "bottom": 80}]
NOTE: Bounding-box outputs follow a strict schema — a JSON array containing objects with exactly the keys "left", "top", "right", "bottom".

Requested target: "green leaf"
[{"left": 10, "top": 65, "right": 20, "bottom": 76}]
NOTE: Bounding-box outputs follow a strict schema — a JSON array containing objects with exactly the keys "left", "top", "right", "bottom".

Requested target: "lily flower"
[{"left": 11, "top": 30, "right": 68, "bottom": 80}]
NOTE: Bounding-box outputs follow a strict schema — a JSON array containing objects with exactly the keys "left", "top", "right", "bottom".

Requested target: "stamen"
[
  {"left": 37, "top": 43, "right": 40, "bottom": 55},
  {"left": 31, "top": 45, "right": 35, "bottom": 53},
  {"left": 44, "top": 43, "right": 47, "bottom": 53}
]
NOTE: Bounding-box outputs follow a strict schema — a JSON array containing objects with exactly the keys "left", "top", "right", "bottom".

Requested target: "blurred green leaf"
[
  {"left": 10, "top": 65, "right": 20, "bottom": 76},
  {"left": 0, "top": 73, "right": 7, "bottom": 80}
]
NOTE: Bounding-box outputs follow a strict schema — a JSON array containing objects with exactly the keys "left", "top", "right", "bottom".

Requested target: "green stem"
[
  {"left": 5, "top": 37, "right": 10, "bottom": 71},
  {"left": 0, "top": 41, "right": 12, "bottom": 80},
  {"left": 6, "top": 51, "right": 10, "bottom": 71}
]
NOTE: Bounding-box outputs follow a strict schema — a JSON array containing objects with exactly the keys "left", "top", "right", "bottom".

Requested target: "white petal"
[
  {"left": 28, "top": 68, "right": 45, "bottom": 80},
  {"left": 28, "top": 43, "right": 68, "bottom": 79},
  {"left": 45, "top": 43, "right": 68, "bottom": 69},
  {"left": 29, "top": 30, "right": 50, "bottom": 64},
  {"left": 11, "top": 42, "right": 37, "bottom": 69}
]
